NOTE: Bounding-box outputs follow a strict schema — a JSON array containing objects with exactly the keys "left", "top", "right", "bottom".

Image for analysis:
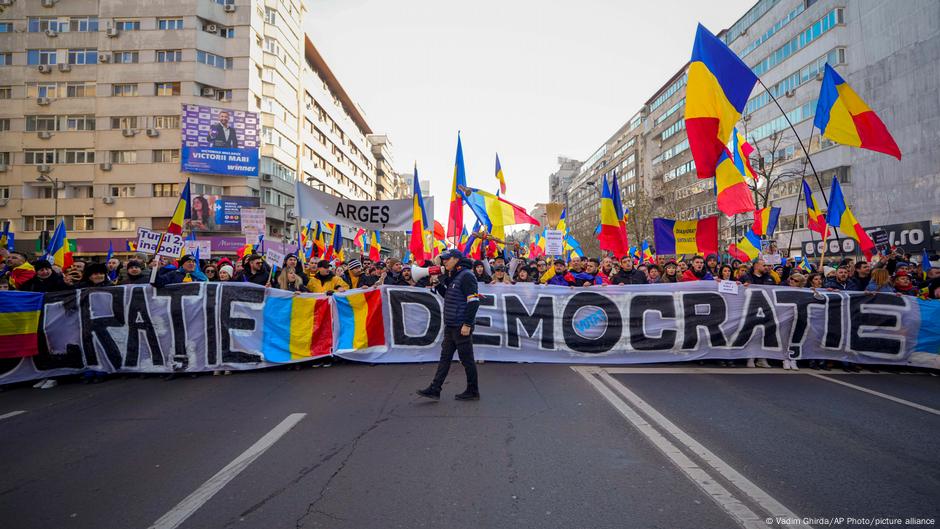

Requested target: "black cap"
[
  {"left": 317, "top": 259, "right": 331, "bottom": 268},
  {"left": 31, "top": 259, "right": 52, "bottom": 271},
  {"left": 440, "top": 249, "right": 462, "bottom": 261},
  {"left": 127, "top": 260, "right": 142, "bottom": 269},
  {"left": 179, "top": 254, "right": 196, "bottom": 266}
]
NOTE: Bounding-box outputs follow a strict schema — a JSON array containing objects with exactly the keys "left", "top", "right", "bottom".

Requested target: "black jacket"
[
  {"left": 744, "top": 271, "right": 776, "bottom": 285},
  {"left": 121, "top": 273, "right": 151, "bottom": 285},
  {"left": 610, "top": 268, "right": 647, "bottom": 285},
  {"left": 434, "top": 258, "right": 480, "bottom": 327},
  {"left": 341, "top": 272, "right": 377, "bottom": 289},
  {"left": 22, "top": 272, "right": 71, "bottom": 292},
  {"left": 234, "top": 263, "right": 271, "bottom": 286}
]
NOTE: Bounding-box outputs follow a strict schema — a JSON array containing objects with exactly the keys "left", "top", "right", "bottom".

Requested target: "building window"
[
  {"left": 68, "top": 17, "right": 100, "bottom": 33},
  {"left": 152, "top": 115, "right": 180, "bottom": 129},
  {"left": 0, "top": 53, "right": 11, "bottom": 66},
  {"left": 70, "top": 185, "right": 93, "bottom": 198},
  {"left": 155, "top": 82, "right": 181, "bottom": 96},
  {"left": 752, "top": 9, "right": 844, "bottom": 77},
  {"left": 0, "top": 23, "right": 13, "bottom": 33},
  {"left": 196, "top": 50, "right": 232, "bottom": 69},
  {"left": 62, "top": 149, "right": 95, "bottom": 164},
  {"left": 28, "top": 217, "right": 57, "bottom": 232},
  {"left": 0, "top": 187, "right": 9, "bottom": 199},
  {"left": 113, "top": 51, "right": 139, "bottom": 64},
  {"left": 112, "top": 83, "right": 138, "bottom": 97},
  {"left": 114, "top": 20, "right": 140, "bottom": 31},
  {"left": 110, "top": 150, "right": 137, "bottom": 164},
  {"left": 25, "top": 114, "right": 59, "bottom": 132},
  {"left": 27, "top": 49, "right": 57, "bottom": 65},
  {"left": 67, "top": 49, "right": 97, "bottom": 65},
  {"left": 156, "top": 50, "right": 182, "bottom": 63},
  {"left": 153, "top": 149, "right": 180, "bottom": 163},
  {"left": 63, "top": 115, "right": 95, "bottom": 131},
  {"left": 27, "top": 82, "right": 58, "bottom": 98},
  {"left": 25, "top": 150, "right": 57, "bottom": 164},
  {"left": 110, "top": 185, "right": 135, "bottom": 197},
  {"left": 28, "top": 17, "right": 58, "bottom": 33},
  {"left": 66, "top": 82, "right": 95, "bottom": 98},
  {"left": 111, "top": 116, "right": 138, "bottom": 129},
  {"left": 71, "top": 215, "right": 94, "bottom": 231},
  {"left": 192, "top": 183, "right": 224, "bottom": 195},
  {"left": 0, "top": 119, "right": 9, "bottom": 132},
  {"left": 0, "top": 152, "right": 9, "bottom": 166},
  {"left": 111, "top": 218, "right": 137, "bottom": 231},
  {"left": 264, "top": 7, "right": 277, "bottom": 25},
  {"left": 157, "top": 18, "right": 183, "bottom": 30},
  {"left": 0, "top": 86, "right": 11, "bottom": 99},
  {"left": 153, "top": 184, "right": 179, "bottom": 197}
]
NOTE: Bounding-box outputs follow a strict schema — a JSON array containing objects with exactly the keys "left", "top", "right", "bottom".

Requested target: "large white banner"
[
  {"left": 1, "top": 284, "right": 937, "bottom": 386},
  {"left": 294, "top": 181, "right": 434, "bottom": 231},
  {"left": 339, "top": 284, "right": 940, "bottom": 368}
]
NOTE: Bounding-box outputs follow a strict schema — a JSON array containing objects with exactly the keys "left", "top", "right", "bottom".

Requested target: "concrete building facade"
[{"left": 0, "top": 0, "right": 399, "bottom": 255}]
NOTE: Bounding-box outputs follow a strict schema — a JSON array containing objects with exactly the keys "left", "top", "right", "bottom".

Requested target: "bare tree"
[{"left": 745, "top": 130, "right": 804, "bottom": 210}]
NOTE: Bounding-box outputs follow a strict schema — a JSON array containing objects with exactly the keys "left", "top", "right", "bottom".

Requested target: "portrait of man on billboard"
[{"left": 208, "top": 111, "right": 239, "bottom": 148}]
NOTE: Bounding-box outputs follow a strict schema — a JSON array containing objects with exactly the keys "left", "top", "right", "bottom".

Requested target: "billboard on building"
[
  {"left": 181, "top": 104, "right": 260, "bottom": 177},
  {"left": 186, "top": 195, "right": 261, "bottom": 233}
]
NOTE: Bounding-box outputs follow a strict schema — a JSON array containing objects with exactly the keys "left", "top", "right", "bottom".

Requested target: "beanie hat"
[{"left": 219, "top": 265, "right": 234, "bottom": 277}]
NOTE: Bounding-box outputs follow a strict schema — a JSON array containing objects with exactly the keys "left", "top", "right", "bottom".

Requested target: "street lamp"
[{"left": 35, "top": 173, "right": 59, "bottom": 224}]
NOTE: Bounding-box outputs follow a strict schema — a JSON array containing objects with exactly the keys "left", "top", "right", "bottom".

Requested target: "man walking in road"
[{"left": 417, "top": 249, "right": 481, "bottom": 401}]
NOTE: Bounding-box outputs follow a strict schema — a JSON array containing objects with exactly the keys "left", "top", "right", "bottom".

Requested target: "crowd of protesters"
[{"left": 1, "top": 242, "right": 938, "bottom": 387}]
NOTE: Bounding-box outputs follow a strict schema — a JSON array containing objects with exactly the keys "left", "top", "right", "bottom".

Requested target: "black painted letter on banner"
[
  {"left": 388, "top": 289, "right": 442, "bottom": 347},
  {"left": 731, "top": 289, "right": 780, "bottom": 350},
  {"left": 504, "top": 294, "right": 555, "bottom": 350},
  {"left": 629, "top": 294, "right": 677, "bottom": 351},
  {"left": 125, "top": 287, "right": 163, "bottom": 367},
  {"left": 680, "top": 292, "right": 727, "bottom": 350},
  {"left": 219, "top": 285, "right": 264, "bottom": 364},
  {"left": 562, "top": 292, "right": 622, "bottom": 354},
  {"left": 80, "top": 288, "right": 126, "bottom": 369}
]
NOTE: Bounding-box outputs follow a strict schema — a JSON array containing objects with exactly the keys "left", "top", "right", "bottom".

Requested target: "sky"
[{"left": 306, "top": 0, "right": 755, "bottom": 223}]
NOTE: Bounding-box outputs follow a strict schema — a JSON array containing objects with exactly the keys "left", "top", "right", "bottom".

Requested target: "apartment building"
[{"left": 0, "top": 0, "right": 398, "bottom": 256}]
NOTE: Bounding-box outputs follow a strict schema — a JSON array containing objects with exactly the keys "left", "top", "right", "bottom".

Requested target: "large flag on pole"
[
  {"left": 715, "top": 148, "right": 755, "bottom": 216},
  {"left": 685, "top": 23, "right": 759, "bottom": 179},
  {"left": 495, "top": 153, "right": 506, "bottom": 194},
  {"left": 598, "top": 175, "right": 628, "bottom": 257},
  {"left": 446, "top": 134, "right": 467, "bottom": 243},
  {"left": 802, "top": 180, "right": 829, "bottom": 237},
  {"left": 45, "top": 220, "right": 73, "bottom": 269},
  {"left": 826, "top": 176, "right": 875, "bottom": 258},
  {"left": 610, "top": 172, "right": 630, "bottom": 249},
  {"left": 752, "top": 207, "right": 781, "bottom": 237},
  {"left": 459, "top": 186, "right": 540, "bottom": 240},
  {"left": 409, "top": 168, "right": 430, "bottom": 262},
  {"left": 814, "top": 64, "right": 901, "bottom": 160},
  {"left": 166, "top": 178, "right": 192, "bottom": 235}
]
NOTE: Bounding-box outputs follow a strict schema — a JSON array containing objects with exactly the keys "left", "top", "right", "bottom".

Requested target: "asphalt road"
[{"left": 1, "top": 363, "right": 938, "bottom": 529}]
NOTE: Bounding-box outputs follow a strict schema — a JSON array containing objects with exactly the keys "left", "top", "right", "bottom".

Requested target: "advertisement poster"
[
  {"left": 180, "top": 104, "right": 260, "bottom": 177},
  {"left": 186, "top": 195, "right": 261, "bottom": 232}
]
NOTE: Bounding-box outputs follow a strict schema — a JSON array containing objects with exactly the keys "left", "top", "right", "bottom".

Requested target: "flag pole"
[
  {"left": 818, "top": 224, "right": 829, "bottom": 270},
  {"left": 753, "top": 78, "right": 844, "bottom": 253}
]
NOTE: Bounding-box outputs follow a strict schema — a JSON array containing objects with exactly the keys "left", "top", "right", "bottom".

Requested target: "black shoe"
[
  {"left": 454, "top": 390, "right": 480, "bottom": 401},
  {"left": 416, "top": 387, "right": 440, "bottom": 400}
]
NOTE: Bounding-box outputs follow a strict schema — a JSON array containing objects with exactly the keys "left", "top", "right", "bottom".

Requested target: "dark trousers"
[{"left": 431, "top": 326, "right": 478, "bottom": 393}]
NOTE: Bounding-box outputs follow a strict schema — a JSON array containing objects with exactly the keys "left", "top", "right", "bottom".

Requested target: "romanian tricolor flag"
[
  {"left": 261, "top": 291, "right": 332, "bottom": 362},
  {"left": 0, "top": 291, "right": 44, "bottom": 358},
  {"left": 826, "top": 176, "right": 875, "bottom": 258},
  {"left": 641, "top": 240, "right": 655, "bottom": 264},
  {"left": 369, "top": 231, "right": 381, "bottom": 261},
  {"left": 598, "top": 176, "right": 628, "bottom": 257},
  {"left": 557, "top": 209, "right": 567, "bottom": 234},
  {"left": 126, "top": 239, "right": 137, "bottom": 252},
  {"left": 610, "top": 173, "right": 630, "bottom": 247},
  {"left": 728, "top": 228, "right": 762, "bottom": 262},
  {"left": 752, "top": 207, "right": 781, "bottom": 237},
  {"left": 652, "top": 216, "right": 719, "bottom": 256},
  {"left": 409, "top": 169, "right": 430, "bottom": 262},
  {"left": 460, "top": 187, "right": 540, "bottom": 240},
  {"left": 495, "top": 153, "right": 507, "bottom": 194},
  {"left": 166, "top": 178, "right": 191, "bottom": 235},
  {"left": 353, "top": 228, "right": 367, "bottom": 250},
  {"left": 46, "top": 220, "right": 73, "bottom": 269},
  {"left": 447, "top": 134, "right": 468, "bottom": 243},
  {"left": 814, "top": 64, "right": 901, "bottom": 160},
  {"left": 326, "top": 224, "right": 345, "bottom": 262},
  {"left": 715, "top": 148, "right": 756, "bottom": 216},
  {"left": 685, "top": 23, "right": 758, "bottom": 179},
  {"left": 334, "top": 289, "right": 386, "bottom": 352},
  {"left": 732, "top": 129, "right": 758, "bottom": 181},
  {"left": 802, "top": 180, "right": 829, "bottom": 237}
]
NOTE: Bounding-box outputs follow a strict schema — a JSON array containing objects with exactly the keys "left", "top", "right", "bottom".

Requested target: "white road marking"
[
  {"left": 0, "top": 410, "right": 26, "bottom": 421},
  {"left": 574, "top": 367, "right": 812, "bottom": 529},
  {"left": 573, "top": 367, "right": 788, "bottom": 529},
  {"left": 602, "top": 367, "right": 897, "bottom": 375},
  {"left": 807, "top": 373, "right": 940, "bottom": 416},
  {"left": 148, "top": 413, "right": 306, "bottom": 529}
]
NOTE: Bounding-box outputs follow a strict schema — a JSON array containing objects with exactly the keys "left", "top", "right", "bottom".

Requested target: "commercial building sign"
[{"left": 187, "top": 195, "right": 261, "bottom": 232}]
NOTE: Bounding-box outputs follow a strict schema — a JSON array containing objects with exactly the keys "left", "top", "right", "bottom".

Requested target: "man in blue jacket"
[{"left": 417, "top": 249, "right": 481, "bottom": 401}]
